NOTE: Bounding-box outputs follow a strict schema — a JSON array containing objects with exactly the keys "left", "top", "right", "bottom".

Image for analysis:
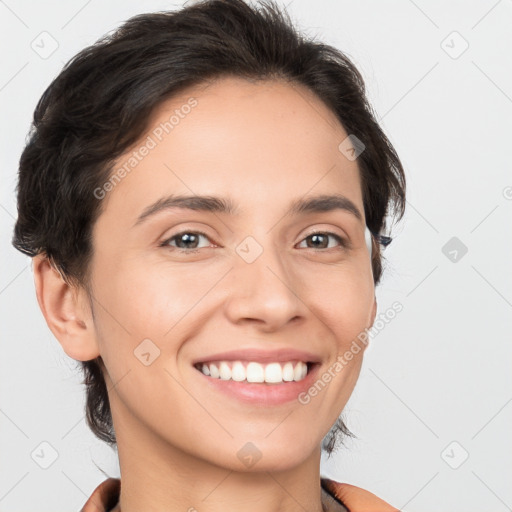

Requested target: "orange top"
[{"left": 80, "top": 476, "right": 399, "bottom": 512}]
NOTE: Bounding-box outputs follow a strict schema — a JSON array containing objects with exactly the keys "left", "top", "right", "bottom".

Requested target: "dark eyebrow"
[
  {"left": 132, "top": 193, "right": 363, "bottom": 227},
  {"left": 133, "top": 195, "right": 239, "bottom": 227},
  {"left": 289, "top": 194, "right": 363, "bottom": 222}
]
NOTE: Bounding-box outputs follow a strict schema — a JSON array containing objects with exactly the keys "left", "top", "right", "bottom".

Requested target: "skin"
[{"left": 33, "top": 76, "right": 377, "bottom": 512}]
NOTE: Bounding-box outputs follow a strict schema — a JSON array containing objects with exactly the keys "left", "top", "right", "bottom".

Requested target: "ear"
[{"left": 32, "top": 254, "right": 100, "bottom": 361}]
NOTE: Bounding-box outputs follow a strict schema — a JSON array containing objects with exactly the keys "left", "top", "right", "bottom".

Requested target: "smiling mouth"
[{"left": 193, "top": 360, "right": 316, "bottom": 384}]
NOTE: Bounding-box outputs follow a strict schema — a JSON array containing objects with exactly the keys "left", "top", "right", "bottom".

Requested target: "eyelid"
[{"left": 299, "top": 221, "right": 351, "bottom": 241}]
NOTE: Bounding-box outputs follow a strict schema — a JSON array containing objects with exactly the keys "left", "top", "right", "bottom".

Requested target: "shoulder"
[
  {"left": 81, "top": 477, "right": 120, "bottom": 512},
  {"left": 81, "top": 476, "right": 400, "bottom": 512},
  {"left": 321, "top": 477, "right": 400, "bottom": 512}
]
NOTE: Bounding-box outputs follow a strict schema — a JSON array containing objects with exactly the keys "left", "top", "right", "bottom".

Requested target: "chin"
[{"left": 206, "top": 434, "right": 319, "bottom": 473}]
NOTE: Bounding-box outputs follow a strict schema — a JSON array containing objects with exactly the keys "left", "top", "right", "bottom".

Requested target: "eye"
[
  {"left": 160, "top": 230, "right": 214, "bottom": 253},
  {"left": 296, "top": 231, "right": 349, "bottom": 250},
  {"left": 159, "top": 229, "right": 350, "bottom": 254}
]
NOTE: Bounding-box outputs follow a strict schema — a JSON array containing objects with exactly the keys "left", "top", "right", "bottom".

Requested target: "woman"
[{"left": 12, "top": 0, "right": 405, "bottom": 510}]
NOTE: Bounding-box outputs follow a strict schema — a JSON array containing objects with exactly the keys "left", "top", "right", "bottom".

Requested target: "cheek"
[
  {"left": 93, "top": 255, "right": 195, "bottom": 331},
  {"left": 91, "top": 248, "right": 373, "bottom": 375},
  {"left": 298, "top": 260, "right": 374, "bottom": 345},
  {"left": 90, "top": 256, "right": 216, "bottom": 368}
]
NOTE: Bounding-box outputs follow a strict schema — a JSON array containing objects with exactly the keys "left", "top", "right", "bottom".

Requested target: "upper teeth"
[{"left": 197, "top": 360, "right": 309, "bottom": 383}]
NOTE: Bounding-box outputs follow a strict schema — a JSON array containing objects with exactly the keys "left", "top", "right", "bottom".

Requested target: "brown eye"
[
  {"left": 160, "top": 230, "right": 212, "bottom": 251},
  {"left": 297, "top": 231, "right": 348, "bottom": 250}
]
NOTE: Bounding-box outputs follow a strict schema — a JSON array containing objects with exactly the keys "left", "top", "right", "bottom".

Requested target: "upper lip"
[{"left": 192, "top": 348, "right": 322, "bottom": 365}]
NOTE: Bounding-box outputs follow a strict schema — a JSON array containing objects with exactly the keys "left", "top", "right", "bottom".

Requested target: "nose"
[{"left": 223, "top": 241, "right": 307, "bottom": 332}]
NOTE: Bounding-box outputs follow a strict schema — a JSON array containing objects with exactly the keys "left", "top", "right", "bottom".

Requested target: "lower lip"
[{"left": 193, "top": 363, "right": 321, "bottom": 406}]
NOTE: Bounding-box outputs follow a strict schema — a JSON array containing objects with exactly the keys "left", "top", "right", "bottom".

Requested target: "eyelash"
[{"left": 159, "top": 229, "right": 350, "bottom": 254}]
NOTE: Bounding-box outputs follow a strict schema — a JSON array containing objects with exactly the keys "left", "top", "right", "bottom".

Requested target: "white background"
[{"left": 1, "top": 1, "right": 511, "bottom": 511}]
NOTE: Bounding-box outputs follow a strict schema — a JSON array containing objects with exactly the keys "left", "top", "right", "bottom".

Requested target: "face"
[{"left": 86, "top": 76, "right": 376, "bottom": 472}]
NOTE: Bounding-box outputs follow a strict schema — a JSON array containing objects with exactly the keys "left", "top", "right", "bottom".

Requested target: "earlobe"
[{"left": 32, "top": 254, "right": 100, "bottom": 361}]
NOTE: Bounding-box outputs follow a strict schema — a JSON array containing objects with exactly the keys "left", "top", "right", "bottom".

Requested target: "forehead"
[{"left": 97, "top": 76, "right": 363, "bottom": 227}]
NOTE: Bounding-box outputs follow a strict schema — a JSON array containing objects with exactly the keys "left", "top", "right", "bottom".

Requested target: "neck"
[{"left": 112, "top": 405, "right": 326, "bottom": 512}]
